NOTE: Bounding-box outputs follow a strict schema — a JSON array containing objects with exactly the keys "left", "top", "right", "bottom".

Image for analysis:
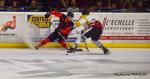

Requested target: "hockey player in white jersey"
[{"left": 67, "top": 10, "right": 110, "bottom": 54}]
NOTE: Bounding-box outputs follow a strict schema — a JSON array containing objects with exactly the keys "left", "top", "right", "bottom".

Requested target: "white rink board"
[{"left": 0, "top": 12, "right": 150, "bottom": 48}]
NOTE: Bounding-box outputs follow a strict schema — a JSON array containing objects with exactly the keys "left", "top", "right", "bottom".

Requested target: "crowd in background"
[{"left": 0, "top": 0, "right": 149, "bottom": 12}]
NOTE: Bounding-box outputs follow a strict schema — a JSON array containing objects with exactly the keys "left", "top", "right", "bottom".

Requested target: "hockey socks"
[
  {"left": 35, "top": 38, "right": 50, "bottom": 49},
  {"left": 59, "top": 40, "right": 68, "bottom": 49}
]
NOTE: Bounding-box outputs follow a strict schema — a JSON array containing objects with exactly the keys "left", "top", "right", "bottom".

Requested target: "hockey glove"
[
  {"left": 55, "top": 29, "right": 60, "bottom": 33},
  {"left": 45, "top": 12, "right": 51, "bottom": 18}
]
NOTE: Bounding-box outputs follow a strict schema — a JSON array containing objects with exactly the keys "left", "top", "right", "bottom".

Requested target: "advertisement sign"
[
  {"left": 96, "top": 13, "right": 150, "bottom": 43},
  {"left": 0, "top": 13, "right": 25, "bottom": 43},
  {"left": 25, "top": 13, "right": 150, "bottom": 45},
  {"left": 0, "top": 12, "right": 149, "bottom": 48}
]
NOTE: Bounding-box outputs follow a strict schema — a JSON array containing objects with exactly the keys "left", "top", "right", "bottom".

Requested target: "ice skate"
[
  {"left": 34, "top": 45, "right": 41, "bottom": 50},
  {"left": 100, "top": 45, "right": 111, "bottom": 55},
  {"left": 104, "top": 50, "right": 111, "bottom": 55},
  {"left": 67, "top": 47, "right": 75, "bottom": 53},
  {"left": 35, "top": 46, "right": 39, "bottom": 50}
]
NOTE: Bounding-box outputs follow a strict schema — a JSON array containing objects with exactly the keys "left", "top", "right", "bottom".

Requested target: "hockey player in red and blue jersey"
[{"left": 35, "top": 10, "right": 74, "bottom": 50}]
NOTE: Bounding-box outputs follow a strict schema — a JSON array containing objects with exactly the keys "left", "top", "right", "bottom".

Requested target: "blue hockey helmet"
[{"left": 67, "top": 11, "right": 74, "bottom": 18}]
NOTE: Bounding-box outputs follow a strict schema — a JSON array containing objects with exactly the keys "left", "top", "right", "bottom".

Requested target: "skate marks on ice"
[
  {"left": 0, "top": 48, "right": 150, "bottom": 79},
  {"left": 0, "top": 58, "right": 150, "bottom": 79},
  {"left": 15, "top": 59, "right": 150, "bottom": 78}
]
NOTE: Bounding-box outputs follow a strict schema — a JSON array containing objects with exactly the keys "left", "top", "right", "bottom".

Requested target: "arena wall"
[{"left": 0, "top": 12, "right": 149, "bottom": 48}]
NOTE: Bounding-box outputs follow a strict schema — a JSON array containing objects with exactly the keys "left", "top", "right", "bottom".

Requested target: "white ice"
[{"left": 0, "top": 48, "right": 150, "bottom": 79}]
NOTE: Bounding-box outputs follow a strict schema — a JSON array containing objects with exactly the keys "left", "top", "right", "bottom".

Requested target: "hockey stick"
[
  {"left": 50, "top": 22, "right": 82, "bottom": 52},
  {"left": 50, "top": 22, "right": 71, "bottom": 47},
  {"left": 84, "top": 40, "right": 89, "bottom": 52},
  {"left": 80, "top": 30, "right": 90, "bottom": 52}
]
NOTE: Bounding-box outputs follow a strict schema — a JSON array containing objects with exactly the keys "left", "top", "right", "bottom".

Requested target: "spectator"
[
  {"left": 111, "top": 3, "right": 117, "bottom": 9},
  {"left": 89, "top": 6, "right": 96, "bottom": 12},
  {"left": 4, "top": 0, "right": 11, "bottom": 7},
  {"left": 64, "top": 0, "right": 76, "bottom": 7},
  {"left": 66, "top": 0, "right": 79, "bottom": 12},
  {"left": 121, "top": 0, "right": 133, "bottom": 9},
  {"left": 136, "top": 1, "right": 145, "bottom": 12},
  {"left": 111, "top": 3, "right": 120, "bottom": 12},
  {"left": 19, "top": 0, "right": 30, "bottom": 6},
  {"left": 1, "top": 0, "right": 149, "bottom": 12},
  {"left": 44, "top": 0, "right": 65, "bottom": 11},
  {"left": 26, "top": 0, "right": 40, "bottom": 11},
  {"left": 0, "top": 0, "right": 5, "bottom": 11},
  {"left": 77, "top": 0, "right": 88, "bottom": 10},
  {"left": 6, "top": 0, "right": 24, "bottom": 11},
  {"left": 107, "top": 0, "right": 112, "bottom": 9},
  {"left": 95, "top": 1, "right": 103, "bottom": 12},
  {"left": 61, "top": 0, "right": 67, "bottom": 8}
]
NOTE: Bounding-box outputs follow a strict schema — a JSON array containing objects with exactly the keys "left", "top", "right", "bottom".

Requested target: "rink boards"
[
  {"left": 0, "top": 12, "right": 149, "bottom": 48},
  {"left": 0, "top": 43, "right": 150, "bottom": 48}
]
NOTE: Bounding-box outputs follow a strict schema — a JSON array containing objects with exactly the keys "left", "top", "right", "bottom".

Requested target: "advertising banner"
[
  {"left": 0, "top": 12, "right": 149, "bottom": 48},
  {"left": 25, "top": 13, "right": 150, "bottom": 46},
  {"left": 0, "top": 13, "right": 25, "bottom": 43},
  {"left": 96, "top": 13, "right": 150, "bottom": 43}
]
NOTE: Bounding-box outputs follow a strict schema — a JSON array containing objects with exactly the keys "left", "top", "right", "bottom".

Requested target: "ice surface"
[{"left": 0, "top": 48, "right": 150, "bottom": 79}]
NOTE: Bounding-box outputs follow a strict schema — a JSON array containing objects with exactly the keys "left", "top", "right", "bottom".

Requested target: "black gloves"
[
  {"left": 55, "top": 29, "right": 60, "bottom": 33},
  {"left": 45, "top": 12, "right": 51, "bottom": 18}
]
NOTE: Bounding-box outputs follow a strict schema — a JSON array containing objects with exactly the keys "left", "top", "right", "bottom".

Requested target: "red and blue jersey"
[{"left": 49, "top": 10, "right": 74, "bottom": 35}]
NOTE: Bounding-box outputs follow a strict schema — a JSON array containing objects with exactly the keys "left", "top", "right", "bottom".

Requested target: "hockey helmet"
[{"left": 67, "top": 11, "right": 74, "bottom": 18}]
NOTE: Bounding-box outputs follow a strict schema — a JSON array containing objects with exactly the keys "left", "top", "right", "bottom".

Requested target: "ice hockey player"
[
  {"left": 67, "top": 10, "right": 110, "bottom": 54},
  {"left": 35, "top": 10, "right": 74, "bottom": 50}
]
